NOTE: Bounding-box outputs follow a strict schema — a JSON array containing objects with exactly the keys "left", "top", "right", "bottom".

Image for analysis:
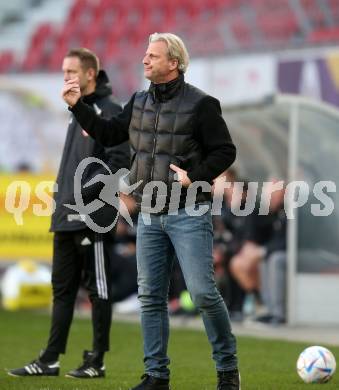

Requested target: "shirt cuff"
[{"left": 68, "top": 98, "right": 83, "bottom": 112}]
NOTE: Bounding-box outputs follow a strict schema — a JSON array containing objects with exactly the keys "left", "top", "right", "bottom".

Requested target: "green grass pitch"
[{"left": 0, "top": 310, "right": 338, "bottom": 389}]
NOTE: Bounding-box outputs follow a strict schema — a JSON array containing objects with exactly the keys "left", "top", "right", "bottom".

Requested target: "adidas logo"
[
  {"left": 84, "top": 367, "right": 100, "bottom": 377},
  {"left": 81, "top": 237, "right": 92, "bottom": 246}
]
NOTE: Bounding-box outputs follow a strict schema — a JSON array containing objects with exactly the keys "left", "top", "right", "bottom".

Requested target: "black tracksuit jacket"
[{"left": 51, "top": 70, "right": 130, "bottom": 232}]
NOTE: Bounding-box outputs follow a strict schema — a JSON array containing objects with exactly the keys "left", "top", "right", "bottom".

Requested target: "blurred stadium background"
[{"left": 1, "top": 0, "right": 339, "bottom": 335}]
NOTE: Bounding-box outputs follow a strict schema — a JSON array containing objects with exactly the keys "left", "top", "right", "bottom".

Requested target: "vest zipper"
[{"left": 150, "top": 105, "right": 160, "bottom": 181}]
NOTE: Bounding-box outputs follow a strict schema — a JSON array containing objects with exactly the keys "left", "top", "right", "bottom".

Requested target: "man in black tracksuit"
[
  {"left": 62, "top": 34, "right": 240, "bottom": 390},
  {"left": 9, "top": 48, "right": 129, "bottom": 379}
]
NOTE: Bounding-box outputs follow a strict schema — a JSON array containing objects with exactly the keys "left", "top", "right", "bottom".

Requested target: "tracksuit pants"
[{"left": 46, "top": 229, "right": 113, "bottom": 354}]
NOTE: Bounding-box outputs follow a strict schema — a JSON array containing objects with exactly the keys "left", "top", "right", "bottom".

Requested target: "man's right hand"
[{"left": 62, "top": 78, "right": 81, "bottom": 107}]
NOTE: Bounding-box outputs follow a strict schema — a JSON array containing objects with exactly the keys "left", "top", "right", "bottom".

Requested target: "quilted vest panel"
[{"left": 129, "top": 82, "right": 208, "bottom": 209}]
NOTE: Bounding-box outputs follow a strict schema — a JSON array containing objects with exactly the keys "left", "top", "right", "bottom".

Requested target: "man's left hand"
[{"left": 170, "top": 164, "right": 192, "bottom": 187}]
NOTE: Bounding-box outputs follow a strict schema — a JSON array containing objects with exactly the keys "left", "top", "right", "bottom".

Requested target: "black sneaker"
[
  {"left": 254, "top": 314, "right": 285, "bottom": 326},
  {"left": 130, "top": 374, "right": 170, "bottom": 390},
  {"left": 65, "top": 350, "right": 105, "bottom": 378},
  {"left": 8, "top": 358, "right": 59, "bottom": 377},
  {"left": 254, "top": 314, "right": 273, "bottom": 323},
  {"left": 217, "top": 368, "right": 240, "bottom": 390}
]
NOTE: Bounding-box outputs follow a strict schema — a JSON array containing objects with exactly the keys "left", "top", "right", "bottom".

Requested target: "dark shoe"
[
  {"left": 254, "top": 314, "right": 273, "bottom": 323},
  {"left": 217, "top": 368, "right": 240, "bottom": 390},
  {"left": 254, "top": 314, "right": 285, "bottom": 326},
  {"left": 8, "top": 358, "right": 59, "bottom": 377},
  {"left": 66, "top": 350, "right": 105, "bottom": 378},
  {"left": 130, "top": 374, "right": 170, "bottom": 390},
  {"left": 268, "top": 316, "right": 285, "bottom": 326}
]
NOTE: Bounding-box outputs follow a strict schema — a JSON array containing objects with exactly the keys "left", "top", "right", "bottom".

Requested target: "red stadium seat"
[
  {"left": 309, "top": 27, "right": 339, "bottom": 43},
  {"left": 0, "top": 50, "right": 15, "bottom": 73},
  {"left": 230, "top": 14, "right": 253, "bottom": 48},
  {"left": 299, "top": 0, "right": 327, "bottom": 28},
  {"left": 257, "top": 12, "right": 299, "bottom": 44},
  {"left": 327, "top": 0, "right": 339, "bottom": 21}
]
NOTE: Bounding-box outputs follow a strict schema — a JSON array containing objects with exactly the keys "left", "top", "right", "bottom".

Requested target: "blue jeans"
[{"left": 136, "top": 204, "right": 238, "bottom": 379}]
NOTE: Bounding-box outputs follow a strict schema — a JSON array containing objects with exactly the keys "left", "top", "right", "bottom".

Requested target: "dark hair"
[{"left": 65, "top": 48, "right": 100, "bottom": 75}]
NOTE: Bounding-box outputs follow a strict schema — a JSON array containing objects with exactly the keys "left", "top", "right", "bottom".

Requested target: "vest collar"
[{"left": 149, "top": 74, "right": 184, "bottom": 103}]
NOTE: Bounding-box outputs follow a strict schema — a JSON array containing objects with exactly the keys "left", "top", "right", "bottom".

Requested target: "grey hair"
[{"left": 149, "top": 32, "right": 189, "bottom": 74}]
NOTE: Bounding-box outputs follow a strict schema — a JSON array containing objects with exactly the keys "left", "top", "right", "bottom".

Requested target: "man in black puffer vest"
[
  {"left": 9, "top": 48, "right": 129, "bottom": 380},
  {"left": 62, "top": 34, "right": 240, "bottom": 390}
]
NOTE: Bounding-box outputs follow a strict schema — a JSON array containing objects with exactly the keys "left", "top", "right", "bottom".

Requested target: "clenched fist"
[{"left": 62, "top": 77, "right": 81, "bottom": 107}]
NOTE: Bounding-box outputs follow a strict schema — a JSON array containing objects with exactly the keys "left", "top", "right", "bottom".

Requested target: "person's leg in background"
[
  {"left": 257, "top": 251, "right": 286, "bottom": 324},
  {"left": 259, "top": 257, "right": 269, "bottom": 311},
  {"left": 256, "top": 256, "right": 274, "bottom": 322},
  {"left": 110, "top": 252, "right": 138, "bottom": 304},
  {"left": 43, "top": 231, "right": 82, "bottom": 361},
  {"left": 267, "top": 251, "right": 286, "bottom": 323},
  {"left": 229, "top": 242, "right": 263, "bottom": 292},
  {"left": 227, "top": 275, "right": 246, "bottom": 322},
  {"left": 66, "top": 230, "right": 114, "bottom": 378}
]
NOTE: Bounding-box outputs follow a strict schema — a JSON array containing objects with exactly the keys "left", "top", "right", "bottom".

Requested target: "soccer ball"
[{"left": 297, "top": 345, "right": 336, "bottom": 384}]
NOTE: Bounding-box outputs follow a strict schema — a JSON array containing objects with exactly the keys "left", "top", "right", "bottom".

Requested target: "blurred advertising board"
[
  {"left": 278, "top": 49, "right": 339, "bottom": 108},
  {"left": 0, "top": 173, "right": 55, "bottom": 261},
  {"left": 187, "top": 55, "right": 276, "bottom": 106}
]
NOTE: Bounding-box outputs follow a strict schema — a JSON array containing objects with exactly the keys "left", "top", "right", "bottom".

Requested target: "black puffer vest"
[{"left": 128, "top": 75, "right": 211, "bottom": 211}]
